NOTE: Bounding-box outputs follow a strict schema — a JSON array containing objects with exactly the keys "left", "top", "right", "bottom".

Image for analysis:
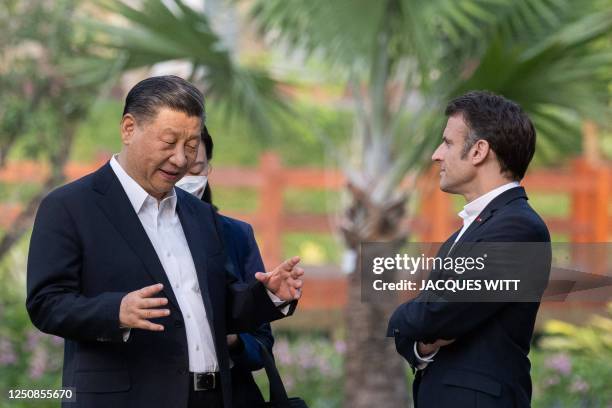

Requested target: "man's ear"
[
  {"left": 120, "top": 114, "right": 137, "bottom": 145},
  {"left": 470, "top": 139, "right": 491, "bottom": 166}
]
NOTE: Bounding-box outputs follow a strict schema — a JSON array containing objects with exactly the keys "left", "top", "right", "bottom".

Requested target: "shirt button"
[
  {"left": 175, "top": 283, "right": 179, "bottom": 289},
  {"left": 187, "top": 314, "right": 191, "bottom": 319},
  {"left": 166, "top": 252, "right": 171, "bottom": 258},
  {"left": 196, "top": 345, "right": 200, "bottom": 351}
]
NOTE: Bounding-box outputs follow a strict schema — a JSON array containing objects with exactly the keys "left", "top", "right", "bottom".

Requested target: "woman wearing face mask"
[{"left": 176, "top": 125, "right": 272, "bottom": 407}]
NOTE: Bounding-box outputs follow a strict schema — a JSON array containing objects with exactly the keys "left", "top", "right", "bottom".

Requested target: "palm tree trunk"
[
  {"left": 343, "top": 256, "right": 410, "bottom": 407},
  {"left": 340, "top": 187, "right": 411, "bottom": 406}
]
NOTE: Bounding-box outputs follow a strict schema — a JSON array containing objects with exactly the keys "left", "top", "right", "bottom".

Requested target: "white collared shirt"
[
  {"left": 110, "top": 156, "right": 218, "bottom": 372},
  {"left": 454, "top": 181, "right": 520, "bottom": 243}
]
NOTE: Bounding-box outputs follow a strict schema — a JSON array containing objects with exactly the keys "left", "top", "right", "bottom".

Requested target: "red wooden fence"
[
  {"left": 214, "top": 154, "right": 612, "bottom": 265},
  {"left": 0, "top": 154, "right": 610, "bottom": 313}
]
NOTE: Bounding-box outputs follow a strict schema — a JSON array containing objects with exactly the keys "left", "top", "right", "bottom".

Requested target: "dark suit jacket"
[
  {"left": 219, "top": 214, "right": 273, "bottom": 406},
  {"left": 388, "top": 187, "right": 551, "bottom": 408},
  {"left": 26, "top": 163, "right": 293, "bottom": 408}
]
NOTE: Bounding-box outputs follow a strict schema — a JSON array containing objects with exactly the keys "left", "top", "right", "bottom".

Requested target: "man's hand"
[
  {"left": 119, "top": 283, "right": 170, "bottom": 331},
  {"left": 417, "top": 338, "right": 455, "bottom": 356},
  {"left": 255, "top": 256, "right": 303, "bottom": 301},
  {"left": 227, "top": 334, "right": 241, "bottom": 350}
]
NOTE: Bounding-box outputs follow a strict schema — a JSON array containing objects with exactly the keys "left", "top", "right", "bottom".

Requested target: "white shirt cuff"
[
  {"left": 266, "top": 289, "right": 291, "bottom": 315},
  {"left": 414, "top": 341, "right": 438, "bottom": 370},
  {"left": 122, "top": 328, "right": 131, "bottom": 342}
]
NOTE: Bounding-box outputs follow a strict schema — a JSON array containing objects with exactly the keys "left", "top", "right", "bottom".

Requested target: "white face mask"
[{"left": 176, "top": 175, "right": 208, "bottom": 199}]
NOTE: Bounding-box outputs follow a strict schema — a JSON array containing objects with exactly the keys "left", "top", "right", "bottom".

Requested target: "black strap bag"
[{"left": 256, "top": 339, "right": 308, "bottom": 408}]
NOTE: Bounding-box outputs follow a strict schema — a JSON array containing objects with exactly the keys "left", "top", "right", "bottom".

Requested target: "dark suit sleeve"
[
  {"left": 388, "top": 214, "right": 549, "bottom": 352},
  {"left": 210, "top": 211, "right": 295, "bottom": 336},
  {"left": 26, "top": 193, "right": 127, "bottom": 343},
  {"left": 229, "top": 224, "right": 274, "bottom": 371},
  {"left": 225, "top": 277, "right": 292, "bottom": 334}
]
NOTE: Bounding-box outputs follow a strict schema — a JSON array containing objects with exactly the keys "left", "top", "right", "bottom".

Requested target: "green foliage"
[
  {"left": 214, "top": 188, "right": 259, "bottom": 212},
  {"left": 531, "top": 304, "right": 612, "bottom": 406},
  {"left": 206, "top": 102, "right": 351, "bottom": 167},
  {"left": 0, "top": 183, "right": 41, "bottom": 205},
  {"left": 0, "top": 0, "right": 118, "bottom": 165},
  {"left": 284, "top": 189, "right": 341, "bottom": 215},
  {"left": 71, "top": 99, "right": 124, "bottom": 161},
  {"left": 253, "top": 335, "right": 344, "bottom": 408},
  {"left": 528, "top": 193, "right": 570, "bottom": 218},
  {"left": 539, "top": 305, "right": 612, "bottom": 356},
  {"left": 250, "top": 0, "right": 612, "bottom": 176},
  {"left": 89, "top": 0, "right": 288, "bottom": 139},
  {"left": 282, "top": 233, "right": 342, "bottom": 265},
  {"left": 0, "top": 241, "right": 64, "bottom": 408}
]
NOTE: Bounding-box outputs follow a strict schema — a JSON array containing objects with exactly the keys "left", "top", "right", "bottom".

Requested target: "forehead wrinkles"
[{"left": 160, "top": 127, "right": 200, "bottom": 138}]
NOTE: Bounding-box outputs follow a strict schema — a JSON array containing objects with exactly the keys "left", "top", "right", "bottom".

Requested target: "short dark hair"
[
  {"left": 445, "top": 91, "right": 536, "bottom": 180},
  {"left": 123, "top": 75, "right": 205, "bottom": 125}
]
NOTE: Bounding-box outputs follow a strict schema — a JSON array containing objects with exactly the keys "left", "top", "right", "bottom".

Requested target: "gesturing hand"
[
  {"left": 255, "top": 256, "right": 304, "bottom": 302},
  {"left": 119, "top": 283, "right": 170, "bottom": 331}
]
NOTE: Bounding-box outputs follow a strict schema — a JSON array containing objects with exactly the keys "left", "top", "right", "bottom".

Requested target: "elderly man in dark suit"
[
  {"left": 26, "top": 75, "right": 303, "bottom": 408},
  {"left": 388, "top": 91, "right": 550, "bottom": 407}
]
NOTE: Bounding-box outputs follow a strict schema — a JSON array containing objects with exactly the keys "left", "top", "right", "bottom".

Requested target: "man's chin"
[
  {"left": 146, "top": 180, "right": 173, "bottom": 199},
  {"left": 439, "top": 182, "right": 456, "bottom": 194}
]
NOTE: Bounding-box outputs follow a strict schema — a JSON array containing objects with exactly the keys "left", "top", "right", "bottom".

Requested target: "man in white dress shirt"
[{"left": 27, "top": 75, "right": 303, "bottom": 408}]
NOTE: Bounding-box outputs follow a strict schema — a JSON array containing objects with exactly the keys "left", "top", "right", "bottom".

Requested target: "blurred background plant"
[
  {"left": 0, "top": 241, "right": 65, "bottom": 407},
  {"left": 0, "top": 0, "right": 119, "bottom": 259},
  {"left": 253, "top": 335, "right": 345, "bottom": 408},
  {"left": 531, "top": 302, "right": 612, "bottom": 407}
]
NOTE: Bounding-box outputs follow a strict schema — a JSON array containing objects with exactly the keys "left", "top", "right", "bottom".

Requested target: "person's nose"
[
  {"left": 431, "top": 144, "right": 443, "bottom": 162},
  {"left": 169, "top": 145, "right": 188, "bottom": 169}
]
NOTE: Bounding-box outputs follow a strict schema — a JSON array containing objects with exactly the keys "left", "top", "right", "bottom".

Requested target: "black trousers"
[{"left": 188, "top": 385, "right": 223, "bottom": 408}]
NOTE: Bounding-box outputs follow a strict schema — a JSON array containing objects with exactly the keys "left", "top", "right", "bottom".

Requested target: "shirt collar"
[
  {"left": 458, "top": 181, "right": 520, "bottom": 223},
  {"left": 109, "top": 155, "right": 177, "bottom": 214}
]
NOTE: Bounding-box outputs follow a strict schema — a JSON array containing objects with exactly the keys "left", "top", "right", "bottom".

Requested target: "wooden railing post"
[
  {"left": 589, "top": 165, "right": 610, "bottom": 277},
  {"left": 258, "top": 152, "right": 283, "bottom": 267},
  {"left": 570, "top": 158, "right": 591, "bottom": 243},
  {"left": 592, "top": 166, "right": 610, "bottom": 242},
  {"left": 570, "top": 157, "right": 609, "bottom": 277}
]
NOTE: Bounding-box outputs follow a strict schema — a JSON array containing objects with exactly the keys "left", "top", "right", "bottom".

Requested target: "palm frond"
[{"left": 87, "top": 0, "right": 287, "bottom": 137}]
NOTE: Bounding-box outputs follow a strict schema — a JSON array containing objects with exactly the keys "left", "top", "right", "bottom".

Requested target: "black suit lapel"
[
  {"left": 438, "top": 229, "right": 461, "bottom": 257},
  {"left": 92, "top": 163, "right": 180, "bottom": 311},
  {"left": 448, "top": 186, "right": 527, "bottom": 257}
]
